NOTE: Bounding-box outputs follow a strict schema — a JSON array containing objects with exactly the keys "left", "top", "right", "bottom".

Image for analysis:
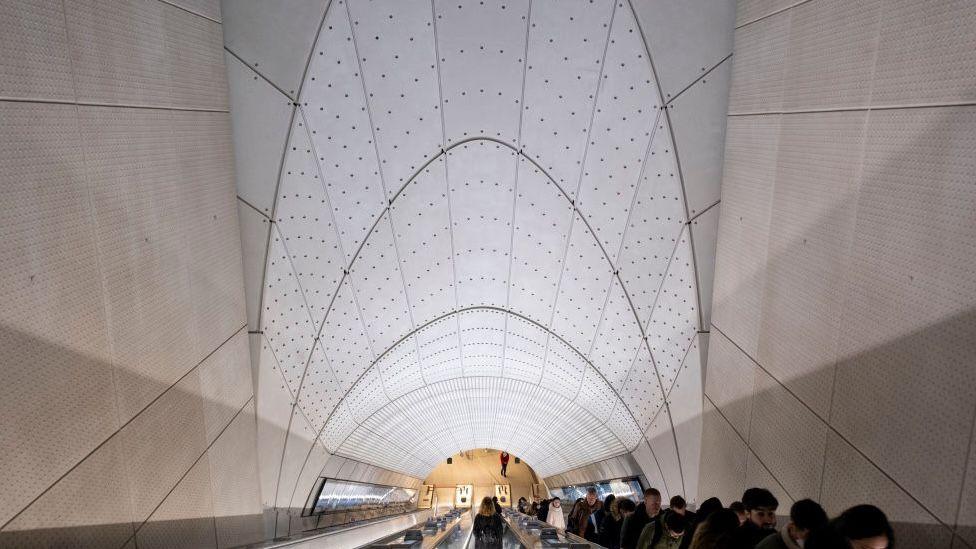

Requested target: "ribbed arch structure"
[{"left": 227, "top": 0, "right": 733, "bottom": 504}]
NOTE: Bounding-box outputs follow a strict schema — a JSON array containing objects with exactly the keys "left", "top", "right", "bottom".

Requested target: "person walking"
[
  {"left": 500, "top": 452, "right": 510, "bottom": 477},
  {"left": 474, "top": 496, "right": 504, "bottom": 549}
]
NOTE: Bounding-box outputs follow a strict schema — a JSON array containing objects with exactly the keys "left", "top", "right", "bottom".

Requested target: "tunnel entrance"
[{"left": 422, "top": 449, "right": 541, "bottom": 513}]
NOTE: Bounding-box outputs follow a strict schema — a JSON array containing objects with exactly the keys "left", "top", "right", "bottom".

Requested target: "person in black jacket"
[
  {"left": 728, "top": 488, "right": 778, "bottom": 549},
  {"left": 602, "top": 497, "right": 636, "bottom": 549},
  {"left": 474, "top": 496, "right": 504, "bottom": 549},
  {"left": 621, "top": 488, "right": 662, "bottom": 549}
]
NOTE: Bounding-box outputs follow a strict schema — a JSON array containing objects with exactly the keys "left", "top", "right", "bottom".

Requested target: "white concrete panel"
[
  {"left": 276, "top": 409, "right": 318, "bottom": 508},
  {"left": 287, "top": 439, "right": 331, "bottom": 510},
  {"left": 520, "top": 0, "right": 613, "bottom": 190},
  {"left": 703, "top": 329, "right": 756, "bottom": 438},
  {"left": 831, "top": 106, "right": 976, "bottom": 524},
  {"left": 509, "top": 158, "right": 575, "bottom": 324},
  {"left": 620, "top": 344, "right": 666, "bottom": 430},
  {"left": 66, "top": 0, "right": 227, "bottom": 110},
  {"left": 301, "top": 6, "right": 388, "bottom": 262},
  {"left": 589, "top": 278, "right": 643, "bottom": 390},
  {"left": 458, "top": 308, "right": 506, "bottom": 377},
  {"left": 376, "top": 337, "right": 426, "bottom": 400},
  {"left": 615, "top": 121, "right": 686, "bottom": 323},
  {"left": 502, "top": 315, "right": 549, "bottom": 384},
  {"left": 872, "top": 0, "right": 976, "bottom": 106},
  {"left": 781, "top": 0, "right": 881, "bottom": 111},
  {"left": 434, "top": 0, "right": 530, "bottom": 145},
  {"left": 261, "top": 226, "right": 316, "bottom": 393},
  {"left": 221, "top": 0, "right": 329, "bottom": 97},
  {"left": 645, "top": 408, "right": 681, "bottom": 499},
  {"left": 273, "top": 115, "right": 346, "bottom": 331},
  {"left": 80, "top": 106, "right": 200, "bottom": 420},
  {"left": 735, "top": 0, "right": 793, "bottom": 28},
  {"left": 415, "top": 315, "right": 464, "bottom": 383},
  {"left": 710, "top": 114, "right": 779, "bottom": 356},
  {"left": 173, "top": 111, "right": 247, "bottom": 362},
  {"left": 540, "top": 336, "right": 587, "bottom": 398},
  {"left": 137, "top": 456, "right": 218, "bottom": 549},
  {"left": 748, "top": 368, "right": 827, "bottom": 500},
  {"left": 346, "top": 368, "right": 390, "bottom": 424},
  {"left": 575, "top": 3, "right": 660, "bottom": 262},
  {"left": 255, "top": 336, "right": 297, "bottom": 508},
  {"left": 757, "top": 111, "right": 865, "bottom": 417},
  {"left": 667, "top": 58, "right": 732, "bottom": 218},
  {"left": 668, "top": 337, "right": 703, "bottom": 504},
  {"left": 631, "top": 439, "right": 667, "bottom": 494},
  {"left": 118, "top": 369, "right": 208, "bottom": 523},
  {"left": 0, "top": 0, "right": 74, "bottom": 101},
  {"left": 207, "top": 402, "right": 265, "bottom": 549},
  {"left": 447, "top": 142, "right": 517, "bottom": 309},
  {"left": 575, "top": 366, "right": 616, "bottom": 423},
  {"left": 347, "top": 0, "right": 444, "bottom": 192},
  {"left": 726, "top": 11, "right": 790, "bottom": 114},
  {"left": 743, "top": 451, "right": 793, "bottom": 510},
  {"left": 237, "top": 202, "right": 271, "bottom": 332},
  {"left": 0, "top": 437, "right": 134, "bottom": 548},
  {"left": 697, "top": 399, "right": 748, "bottom": 504},
  {"left": 295, "top": 342, "right": 343, "bottom": 432},
  {"left": 349, "top": 212, "right": 414, "bottom": 353},
  {"left": 646, "top": 233, "right": 698, "bottom": 389},
  {"left": 197, "top": 331, "right": 253, "bottom": 445},
  {"left": 389, "top": 158, "right": 457, "bottom": 325},
  {"left": 168, "top": 0, "right": 221, "bottom": 22},
  {"left": 550, "top": 216, "right": 613, "bottom": 352},
  {"left": 821, "top": 432, "right": 953, "bottom": 547},
  {"left": 319, "top": 277, "right": 375, "bottom": 391},
  {"left": 690, "top": 204, "right": 720, "bottom": 329},
  {"left": 225, "top": 53, "right": 293, "bottom": 214},
  {"left": 0, "top": 102, "right": 119, "bottom": 526},
  {"left": 631, "top": 0, "right": 736, "bottom": 101}
]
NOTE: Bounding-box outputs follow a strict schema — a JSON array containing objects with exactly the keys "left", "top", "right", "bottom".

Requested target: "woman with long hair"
[{"left": 473, "top": 496, "right": 504, "bottom": 549}]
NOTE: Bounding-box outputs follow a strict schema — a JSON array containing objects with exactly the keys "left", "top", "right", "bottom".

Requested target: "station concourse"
[{"left": 1, "top": 0, "right": 974, "bottom": 548}]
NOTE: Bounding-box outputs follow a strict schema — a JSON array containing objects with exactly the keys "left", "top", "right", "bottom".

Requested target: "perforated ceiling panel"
[{"left": 227, "top": 0, "right": 724, "bottom": 482}]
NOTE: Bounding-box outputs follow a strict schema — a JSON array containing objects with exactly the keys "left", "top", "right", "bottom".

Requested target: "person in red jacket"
[{"left": 500, "top": 451, "right": 510, "bottom": 477}]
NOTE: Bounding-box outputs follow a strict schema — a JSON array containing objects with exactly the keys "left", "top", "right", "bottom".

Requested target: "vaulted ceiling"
[{"left": 225, "top": 0, "right": 733, "bottom": 486}]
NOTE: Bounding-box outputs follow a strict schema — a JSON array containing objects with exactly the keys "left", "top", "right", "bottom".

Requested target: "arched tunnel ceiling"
[{"left": 225, "top": 0, "right": 733, "bottom": 482}]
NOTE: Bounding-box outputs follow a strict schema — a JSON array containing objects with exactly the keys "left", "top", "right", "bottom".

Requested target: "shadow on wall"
[
  {"left": 0, "top": 322, "right": 267, "bottom": 549},
  {"left": 695, "top": 108, "right": 976, "bottom": 548}
]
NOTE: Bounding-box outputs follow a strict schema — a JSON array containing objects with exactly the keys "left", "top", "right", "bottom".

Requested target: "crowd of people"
[{"left": 506, "top": 486, "right": 893, "bottom": 549}]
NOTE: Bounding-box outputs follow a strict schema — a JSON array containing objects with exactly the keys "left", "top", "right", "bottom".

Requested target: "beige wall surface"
[
  {"left": 0, "top": 1, "right": 264, "bottom": 547},
  {"left": 701, "top": 0, "right": 976, "bottom": 547}
]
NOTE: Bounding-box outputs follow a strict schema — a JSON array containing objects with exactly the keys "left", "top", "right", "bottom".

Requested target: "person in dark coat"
[
  {"left": 492, "top": 496, "right": 502, "bottom": 514},
  {"left": 621, "top": 488, "right": 662, "bottom": 549},
  {"left": 474, "top": 496, "right": 504, "bottom": 549},
  {"left": 602, "top": 497, "right": 636, "bottom": 549},
  {"left": 728, "top": 488, "right": 778, "bottom": 549},
  {"left": 568, "top": 487, "right": 603, "bottom": 542},
  {"left": 756, "top": 499, "right": 827, "bottom": 549}
]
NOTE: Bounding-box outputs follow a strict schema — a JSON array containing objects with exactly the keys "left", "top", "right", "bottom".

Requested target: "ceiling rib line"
[
  {"left": 342, "top": 0, "right": 431, "bottom": 391},
  {"left": 314, "top": 306, "right": 640, "bottom": 459},
  {"left": 278, "top": 134, "right": 682, "bottom": 482},
  {"left": 334, "top": 374, "right": 629, "bottom": 477},
  {"left": 252, "top": 104, "right": 298, "bottom": 340},
  {"left": 273, "top": 132, "right": 688, "bottom": 490},
  {"left": 617, "top": 0, "right": 707, "bottom": 496},
  {"left": 498, "top": 0, "right": 533, "bottom": 392},
  {"left": 534, "top": 0, "right": 620, "bottom": 403},
  {"left": 428, "top": 0, "right": 468, "bottom": 381}
]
